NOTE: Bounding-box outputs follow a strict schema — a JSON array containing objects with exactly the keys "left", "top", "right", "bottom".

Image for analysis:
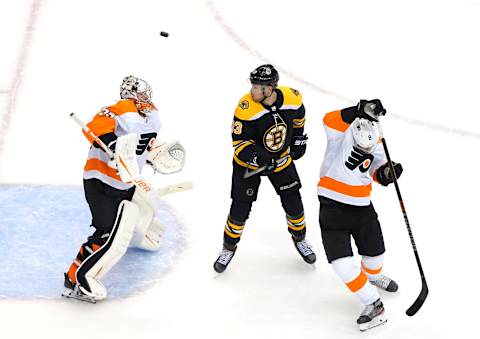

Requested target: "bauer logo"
[{"left": 345, "top": 146, "right": 374, "bottom": 173}]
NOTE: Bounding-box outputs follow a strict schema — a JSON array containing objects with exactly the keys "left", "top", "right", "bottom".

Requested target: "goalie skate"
[
  {"left": 357, "top": 298, "right": 387, "bottom": 332},
  {"left": 61, "top": 274, "right": 98, "bottom": 304}
]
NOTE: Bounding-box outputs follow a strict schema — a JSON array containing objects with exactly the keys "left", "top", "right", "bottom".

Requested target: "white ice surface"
[{"left": 1, "top": 0, "right": 480, "bottom": 338}]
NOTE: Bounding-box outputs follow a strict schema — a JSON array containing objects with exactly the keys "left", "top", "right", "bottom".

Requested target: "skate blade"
[
  {"left": 62, "top": 288, "right": 97, "bottom": 304},
  {"left": 359, "top": 314, "right": 387, "bottom": 332}
]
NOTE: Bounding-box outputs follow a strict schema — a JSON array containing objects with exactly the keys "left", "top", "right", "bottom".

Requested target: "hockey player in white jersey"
[
  {"left": 63, "top": 76, "right": 185, "bottom": 303},
  {"left": 317, "top": 99, "right": 402, "bottom": 331}
]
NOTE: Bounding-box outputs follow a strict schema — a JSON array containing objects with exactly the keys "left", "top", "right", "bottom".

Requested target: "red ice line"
[
  {"left": 0, "top": 0, "right": 42, "bottom": 158},
  {"left": 205, "top": 0, "right": 480, "bottom": 140}
]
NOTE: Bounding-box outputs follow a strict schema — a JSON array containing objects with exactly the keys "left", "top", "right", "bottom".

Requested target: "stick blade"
[{"left": 406, "top": 280, "right": 429, "bottom": 316}]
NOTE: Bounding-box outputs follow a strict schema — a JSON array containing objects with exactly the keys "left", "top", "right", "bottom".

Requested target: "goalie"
[{"left": 63, "top": 75, "right": 185, "bottom": 303}]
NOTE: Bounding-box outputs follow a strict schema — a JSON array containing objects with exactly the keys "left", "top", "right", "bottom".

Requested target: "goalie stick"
[
  {"left": 378, "top": 120, "right": 428, "bottom": 316},
  {"left": 157, "top": 181, "right": 193, "bottom": 197}
]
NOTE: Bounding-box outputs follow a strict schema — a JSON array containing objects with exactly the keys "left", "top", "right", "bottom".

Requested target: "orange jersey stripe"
[
  {"left": 361, "top": 262, "right": 383, "bottom": 275},
  {"left": 84, "top": 158, "right": 121, "bottom": 181},
  {"left": 323, "top": 110, "right": 350, "bottom": 132},
  {"left": 318, "top": 176, "right": 372, "bottom": 197},
  {"left": 346, "top": 271, "right": 368, "bottom": 292}
]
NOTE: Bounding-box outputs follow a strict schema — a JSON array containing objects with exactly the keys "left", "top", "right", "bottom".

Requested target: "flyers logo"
[
  {"left": 137, "top": 132, "right": 157, "bottom": 155},
  {"left": 345, "top": 146, "right": 374, "bottom": 173}
]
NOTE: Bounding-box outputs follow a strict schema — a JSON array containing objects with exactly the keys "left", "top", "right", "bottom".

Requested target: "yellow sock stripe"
[
  {"left": 287, "top": 215, "right": 305, "bottom": 224},
  {"left": 224, "top": 227, "right": 241, "bottom": 238},
  {"left": 288, "top": 224, "right": 305, "bottom": 231},
  {"left": 227, "top": 219, "right": 244, "bottom": 230}
]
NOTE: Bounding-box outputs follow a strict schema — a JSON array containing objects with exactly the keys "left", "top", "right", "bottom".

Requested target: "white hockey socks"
[
  {"left": 361, "top": 254, "right": 384, "bottom": 281},
  {"left": 331, "top": 256, "right": 380, "bottom": 305}
]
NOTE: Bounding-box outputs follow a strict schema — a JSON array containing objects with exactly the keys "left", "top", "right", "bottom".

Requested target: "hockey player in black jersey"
[{"left": 214, "top": 64, "right": 316, "bottom": 273}]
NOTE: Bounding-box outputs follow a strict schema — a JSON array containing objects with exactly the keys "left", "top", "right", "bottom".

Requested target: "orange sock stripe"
[
  {"left": 67, "top": 262, "right": 79, "bottom": 284},
  {"left": 361, "top": 262, "right": 383, "bottom": 275},
  {"left": 346, "top": 272, "right": 368, "bottom": 292}
]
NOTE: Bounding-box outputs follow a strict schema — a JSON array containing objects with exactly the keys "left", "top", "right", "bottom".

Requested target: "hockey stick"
[
  {"left": 377, "top": 120, "right": 428, "bottom": 316},
  {"left": 157, "top": 181, "right": 193, "bottom": 197},
  {"left": 243, "top": 155, "right": 290, "bottom": 178},
  {"left": 69, "top": 113, "right": 157, "bottom": 205}
]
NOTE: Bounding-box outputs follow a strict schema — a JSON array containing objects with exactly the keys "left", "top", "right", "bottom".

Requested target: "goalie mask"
[
  {"left": 120, "top": 75, "right": 153, "bottom": 114},
  {"left": 351, "top": 118, "right": 380, "bottom": 153}
]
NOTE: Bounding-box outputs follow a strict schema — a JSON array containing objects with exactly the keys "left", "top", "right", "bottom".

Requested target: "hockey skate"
[
  {"left": 292, "top": 238, "right": 316, "bottom": 264},
  {"left": 61, "top": 273, "right": 105, "bottom": 304},
  {"left": 213, "top": 245, "right": 236, "bottom": 273},
  {"left": 357, "top": 298, "right": 387, "bottom": 331},
  {"left": 369, "top": 275, "right": 398, "bottom": 292}
]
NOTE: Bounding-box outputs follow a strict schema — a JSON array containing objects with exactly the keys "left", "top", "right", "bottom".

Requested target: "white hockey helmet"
[
  {"left": 351, "top": 118, "right": 380, "bottom": 153},
  {"left": 120, "top": 75, "right": 152, "bottom": 104}
]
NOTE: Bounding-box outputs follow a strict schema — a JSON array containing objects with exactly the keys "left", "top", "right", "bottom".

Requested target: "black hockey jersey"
[{"left": 231, "top": 86, "right": 305, "bottom": 172}]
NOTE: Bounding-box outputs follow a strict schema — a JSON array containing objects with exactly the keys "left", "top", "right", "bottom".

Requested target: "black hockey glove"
[
  {"left": 253, "top": 151, "right": 277, "bottom": 176},
  {"left": 357, "top": 99, "right": 386, "bottom": 122},
  {"left": 290, "top": 134, "right": 308, "bottom": 160},
  {"left": 376, "top": 162, "right": 403, "bottom": 186}
]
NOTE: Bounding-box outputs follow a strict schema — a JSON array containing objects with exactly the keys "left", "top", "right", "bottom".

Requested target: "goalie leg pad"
[
  {"left": 75, "top": 200, "right": 139, "bottom": 296},
  {"left": 130, "top": 190, "right": 165, "bottom": 251}
]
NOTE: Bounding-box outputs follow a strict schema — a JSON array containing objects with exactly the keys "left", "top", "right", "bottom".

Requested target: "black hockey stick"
[
  {"left": 243, "top": 155, "right": 290, "bottom": 178},
  {"left": 378, "top": 121, "right": 428, "bottom": 317}
]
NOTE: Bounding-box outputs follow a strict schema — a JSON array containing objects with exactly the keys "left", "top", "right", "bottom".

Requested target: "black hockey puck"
[{"left": 160, "top": 31, "right": 169, "bottom": 37}]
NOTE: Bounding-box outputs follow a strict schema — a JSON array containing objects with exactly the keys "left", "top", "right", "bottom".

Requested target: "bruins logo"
[
  {"left": 239, "top": 100, "right": 249, "bottom": 110},
  {"left": 290, "top": 88, "right": 300, "bottom": 96},
  {"left": 263, "top": 123, "right": 287, "bottom": 152}
]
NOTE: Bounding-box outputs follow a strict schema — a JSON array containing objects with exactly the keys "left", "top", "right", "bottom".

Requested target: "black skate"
[
  {"left": 292, "top": 238, "right": 316, "bottom": 264},
  {"left": 357, "top": 298, "right": 387, "bottom": 331},
  {"left": 213, "top": 246, "right": 236, "bottom": 273},
  {"left": 61, "top": 273, "right": 97, "bottom": 304},
  {"left": 369, "top": 275, "right": 398, "bottom": 292}
]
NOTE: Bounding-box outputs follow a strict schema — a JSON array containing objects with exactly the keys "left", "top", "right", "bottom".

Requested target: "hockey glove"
[
  {"left": 375, "top": 162, "right": 403, "bottom": 186},
  {"left": 290, "top": 134, "right": 308, "bottom": 160},
  {"left": 357, "top": 99, "right": 386, "bottom": 122},
  {"left": 253, "top": 152, "right": 276, "bottom": 176}
]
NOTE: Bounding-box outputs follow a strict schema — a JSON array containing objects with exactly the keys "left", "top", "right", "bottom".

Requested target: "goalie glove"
[{"left": 147, "top": 140, "right": 185, "bottom": 174}]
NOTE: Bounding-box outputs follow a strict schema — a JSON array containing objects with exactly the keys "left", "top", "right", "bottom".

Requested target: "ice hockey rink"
[{"left": 1, "top": 0, "right": 479, "bottom": 338}]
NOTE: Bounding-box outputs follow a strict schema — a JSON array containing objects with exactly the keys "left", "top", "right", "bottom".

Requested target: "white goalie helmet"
[
  {"left": 351, "top": 118, "right": 380, "bottom": 153},
  {"left": 120, "top": 75, "right": 152, "bottom": 105}
]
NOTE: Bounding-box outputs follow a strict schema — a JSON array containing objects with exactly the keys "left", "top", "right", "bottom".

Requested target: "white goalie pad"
[
  {"left": 148, "top": 140, "right": 185, "bottom": 174},
  {"left": 115, "top": 133, "right": 140, "bottom": 182},
  {"left": 82, "top": 200, "right": 139, "bottom": 286},
  {"left": 130, "top": 189, "right": 166, "bottom": 251}
]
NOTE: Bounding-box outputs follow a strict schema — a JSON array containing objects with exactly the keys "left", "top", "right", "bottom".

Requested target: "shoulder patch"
[
  {"left": 238, "top": 99, "right": 249, "bottom": 110},
  {"left": 234, "top": 93, "right": 266, "bottom": 121},
  {"left": 278, "top": 86, "right": 302, "bottom": 108}
]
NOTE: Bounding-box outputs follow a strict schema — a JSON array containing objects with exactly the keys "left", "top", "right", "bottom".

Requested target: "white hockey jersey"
[
  {"left": 318, "top": 110, "right": 387, "bottom": 206},
  {"left": 83, "top": 99, "right": 161, "bottom": 190}
]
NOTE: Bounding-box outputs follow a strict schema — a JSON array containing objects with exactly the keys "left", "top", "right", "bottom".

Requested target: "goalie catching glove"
[{"left": 148, "top": 140, "right": 186, "bottom": 174}]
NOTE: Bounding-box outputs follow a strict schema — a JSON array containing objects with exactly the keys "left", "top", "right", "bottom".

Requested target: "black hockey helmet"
[{"left": 249, "top": 64, "right": 279, "bottom": 87}]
